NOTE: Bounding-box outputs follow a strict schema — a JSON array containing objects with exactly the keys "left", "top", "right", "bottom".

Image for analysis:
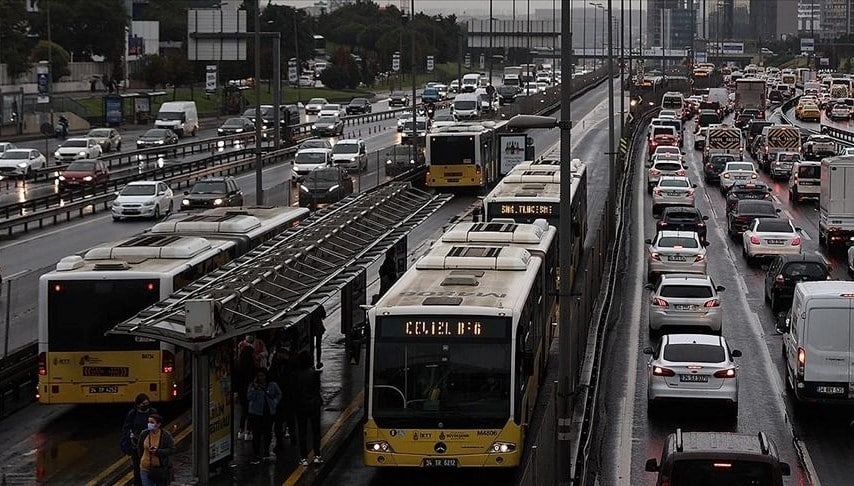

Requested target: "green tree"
[
  {"left": 0, "top": 0, "right": 34, "bottom": 80},
  {"left": 136, "top": 54, "right": 166, "bottom": 89},
  {"left": 29, "top": 0, "right": 128, "bottom": 61},
  {"left": 165, "top": 54, "right": 194, "bottom": 99},
  {"left": 319, "top": 65, "right": 351, "bottom": 90},
  {"left": 31, "top": 41, "right": 70, "bottom": 82}
]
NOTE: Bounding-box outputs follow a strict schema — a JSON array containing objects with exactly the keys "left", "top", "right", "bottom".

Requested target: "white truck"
[
  {"left": 819, "top": 156, "right": 854, "bottom": 249},
  {"left": 734, "top": 78, "right": 767, "bottom": 114}
]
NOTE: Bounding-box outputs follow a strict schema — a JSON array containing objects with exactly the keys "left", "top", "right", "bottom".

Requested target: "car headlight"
[
  {"left": 235, "top": 128, "right": 243, "bottom": 133},
  {"left": 17, "top": 162, "right": 28, "bottom": 168},
  {"left": 155, "top": 140, "right": 164, "bottom": 145},
  {"left": 299, "top": 184, "right": 309, "bottom": 192},
  {"left": 142, "top": 200, "right": 156, "bottom": 206},
  {"left": 182, "top": 199, "right": 190, "bottom": 206},
  {"left": 366, "top": 441, "right": 394, "bottom": 453},
  {"left": 78, "top": 151, "right": 87, "bottom": 157},
  {"left": 112, "top": 200, "right": 121, "bottom": 207},
  {"left": 54, "top": 151, "right": 60, "bottom": 158},
  {"left": 386, "top": 160, "right": 392, "bottom": 165},
  {"left": 327, "top": 184, "right": 339, "bottom": 192},
  {"left": 213, "top": 198, "right": 224, "bottom": 206},
  {"left": 217, "top": 129, "right": 224, "bottom": 134},
  {"left": 350, "top": 157, "right": 357, "bottom": 163},
  {"left": 312, "top": 125, "right": 317, "bottom": 130},
  {"left": 58, "top": 175, "right": 66, "bottom": 181},
  {"left": 83, "top": 176, "right": 93, "bottom": 181},
  {"left": 489, "top": 441, "right": 517, "bottom": 453}
]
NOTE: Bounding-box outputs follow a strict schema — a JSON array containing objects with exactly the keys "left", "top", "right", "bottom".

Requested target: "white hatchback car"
[
  {"left": 647, "top": 160, "right": 686, "bottom": 193},
  {"left": 652, "top": 176, "right": 696, "bottom": 213},
  {"left": 644, "top": 333, "right": 741, "bottom": 419},
  {"left": 742, "top": 218, "right": 802, "bottom": 265},
  {"left": 111, "top": 181, "right": 174, "bottom": 221},
  {"left": 646, "top": 230, "right": 708, "bottom": 282},
  {"left": 719, "top": 161, "right": 758, "bottom": 193},
  {"left": 0, "top": 148, "right": 46, "bottom": 178}
]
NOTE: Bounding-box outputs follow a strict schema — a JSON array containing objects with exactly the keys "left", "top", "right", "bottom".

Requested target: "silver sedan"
[
  {"left": 646, "top": 230, "right": 708, "bottom": 282},
  {"left": 652, "top": 176, "right": 696, "bottom": 213},
  {"left": 644, "top": 333, "right": 741, "bottom": 419},
  {"left": 647, "top": 273, "right": 724, "bottom": 336}
]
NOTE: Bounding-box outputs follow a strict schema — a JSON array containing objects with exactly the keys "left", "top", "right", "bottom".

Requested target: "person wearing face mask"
[
  {"left": 122, "top": 394, "right": 158, "bottom": 486},
  {"left": 137, "top": 414, "right": 175, "bottom": 486}
]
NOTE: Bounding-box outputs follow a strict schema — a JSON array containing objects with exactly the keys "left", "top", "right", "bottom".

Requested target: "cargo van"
[
  {"left": 781, "top": 281, "right": 854, "bottom": 410},
  {"left": 461, "top": 73, "right": 481, "bottom": 93},
  {"left": 452, "top": 93, "right": 481, "bottom": 119},
  {"left": 155, "top": 101, "right": 199, "bottom": 137}
]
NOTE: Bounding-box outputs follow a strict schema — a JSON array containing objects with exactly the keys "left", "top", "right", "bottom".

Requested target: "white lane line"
[
  {"left": 706, "top": 192, "right": 718, "bottom": 219},
  {"left": 772, "top": 194, "right": 782, "bottom": 204},
  {"left": 801, "top": 229, "right": 812, "bottom": 241},
  {"left": 813, "top": 250, "right": 830, "bottom": 265},
  {"left": 616, "top": 139, "right": 645, "bottom": 486}
]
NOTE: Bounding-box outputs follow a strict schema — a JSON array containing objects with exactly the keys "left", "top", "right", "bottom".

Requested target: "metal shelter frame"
[{"left": 108, "top": 182, "right": 450, "bottom": 483}]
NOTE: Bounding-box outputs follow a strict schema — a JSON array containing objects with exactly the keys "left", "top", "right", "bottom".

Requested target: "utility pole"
[
  {"left": 556, "top": 0, "right": 574, "bottom": 482},
  {"left": 583, "top": 2, "right": 588, "bottom": 70},
  {"left": 620, "top": 0, "right": 625, "bottom": 133},
  {"left": 254, "top": 0, "right": 264, "bottom": 205},
  {"left": 552, "top": 0, "right": 556, "bottom": 85},
  {"left": 489, "top": 0, "right": 494, "bottom": 86},
  {"left": 410, "top": 0, "right": 417, "bottom": 167},
  {"left": 592, "top": 4, "right": 598, "bottom": 70},
  {"left": 526, "top": 0, "right": 531, "bottom": 96},
  {"left": 293, "top": 14, "right": 302, "bottom": 105},
  {"left": 607, "top": 0, "right": 616, "bottom": 227}
]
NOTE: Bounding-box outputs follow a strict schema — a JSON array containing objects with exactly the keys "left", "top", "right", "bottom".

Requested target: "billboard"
[
  {"left": 209, "top": 341, "right": 233, "bottom": 465},
  {"left": 499, "top": 134, "right": 527, "bottom": 175},
  {"left": 801, "top": 38, "right": 815, "bottom": 53}
]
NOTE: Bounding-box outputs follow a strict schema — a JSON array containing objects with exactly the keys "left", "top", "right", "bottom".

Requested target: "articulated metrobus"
[
  {"left": 37, "top": 206, "right": 308, "bottom": 404},
  {"left": 363, "top": 226, "right": 556, "bottom": 468},
  {"left": 425, "top": 121, "right": 508, "bottom": 192},
  {"left": 482, "top": 152, "right": 587, "bottom": 282}
]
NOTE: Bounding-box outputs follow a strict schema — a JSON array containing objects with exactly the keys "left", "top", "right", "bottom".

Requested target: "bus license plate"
[
  {"left": 816, "top": 386, "right": 845, "bottom": 395},
  {"left": 88, "top": 385, "right": 119, "bottom": 394},
  {"left": 422, "top": 458, "right": 458, "bottom": 468}
]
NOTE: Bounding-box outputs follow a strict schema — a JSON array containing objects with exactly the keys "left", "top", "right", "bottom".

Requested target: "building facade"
[
  {"left": 648, "top": 0, "right": 695, "bottom": 48},
  {"left": 821, "top": 0, "right": 852, "bottom": 38}
]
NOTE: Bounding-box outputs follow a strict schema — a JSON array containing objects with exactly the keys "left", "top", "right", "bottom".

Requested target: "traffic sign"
[
  {"left": 205, "top": 65, "right": 217, "bottom": 93},
  {"left": 801, "top": 38, "right": 815, "bottom": 53},
  {"left": 426, "top": 55, "right": 434, "bottom": 72},
  {"left": 287, "top": 58, "right": 298, "bottom": 84},
  {"left": 619, "top": 137, "right": 629, "bottom": 155},
  {"left": 464, "top": 53, "right": 471, "bottom": 69},
  {"left": 392, "top": 52, "right": 401, "bottom": 72}
]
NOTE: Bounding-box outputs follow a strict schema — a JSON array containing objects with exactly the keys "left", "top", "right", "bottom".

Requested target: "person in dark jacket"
[
  {"left": 247, "top": 368, "right": 282, "bottom": 463},
  {"left": 294, "top": 351, "right": 323, "bottom": 466},
  {"left": 235, "top": 344, "right": 256, "bottom": 441},
  {"left": 137, "top": 413, "right": 175, "bottom": 486},
  {"left": 122, "top": 393, "right": 158, "bottom": 486},
  {"left": 268, "top": 346, "right": 297, "bottom": 450},
  {"left": 310, "top": 307, "right": 326, "bottom": 370}
]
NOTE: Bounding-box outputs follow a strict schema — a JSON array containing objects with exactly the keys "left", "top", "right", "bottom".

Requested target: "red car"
[
  {"left": 57, "top": 159, "right": 110, "bottom": 190},
  {"left": 647, "top": 134, "right": 679, "bottom": 161}
]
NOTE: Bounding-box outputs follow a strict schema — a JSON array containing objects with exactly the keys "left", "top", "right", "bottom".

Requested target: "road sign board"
[
  {"left": 464, "top": 53, "right": 471, "bottom": 69},
  {"left": 288, "top": 58, "right": 298, "bottom": 83},
  {"left": 427, "top": 55, "right": 434, "bottom": 72},
  {"left": 205, "top": 65, "right": 217, "bottom": 93},
  {"left": 619, "top": 137, "right": 629, "bottom": 155},
  {"left": 801, "top": 38, "right": 815, "bottom": 53},
  {"left": 393, "top": 53, "right": 401, "bottom": 72}
]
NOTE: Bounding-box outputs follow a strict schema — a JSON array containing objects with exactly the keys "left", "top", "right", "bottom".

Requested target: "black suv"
[
  {"left": 728, "top": 200, "right": 780, "bottom": 238},
  {"left": 725, "top": 181, "right": 772, "bottom": 214},
  {"left": 181, "top": 176, "right": 244, "bottom": 210},
  {"left": 744, "top": 120, "right": 773, "bottom": 145},
  {"left": 764, "top": 255, "right": 830, "bottom": 311},
  {"left": 734, "top": 113, "right": 754, "bottom": 129},
  {"left": 646, "top": 429, "right": 791, "bottom": 486},
  {"left": 346, "top": 98, "right": 372, "bottom": 115},
  {"left": 656, "top": 207, "right": 709, "bottom": 243},
  {"left": 298, "top": 166, "right": 354, "bottom": 209},
  {"left": 703, "top": 153, "right": 737, "bottom": 184},
  {"left": 389, "top": 92, "right": 410, "bottom": 107}
]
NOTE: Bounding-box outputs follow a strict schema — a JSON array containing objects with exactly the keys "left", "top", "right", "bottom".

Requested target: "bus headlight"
[
  {"left": 489, "top": 441, "right": 517, "bottom": 453},
  {"left": 366, "top": 441, "right": 394, "bottom": 452}
]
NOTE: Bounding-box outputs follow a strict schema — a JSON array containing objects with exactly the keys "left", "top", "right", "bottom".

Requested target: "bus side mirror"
[{"left": 645, "top": 459, "right": 659, "bottom": 472}]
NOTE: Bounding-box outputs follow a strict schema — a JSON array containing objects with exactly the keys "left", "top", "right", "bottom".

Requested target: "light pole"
[
  {"left": 620, "top": 0, "right": 625, "bottom": 133},
  {"left": 583, "top": 2, "right": 588, "bottom": 70},
  {"left": 607, "top": 0, "right": 616, "bottom": 239},
  {"left": 591, "top": 3, "right": 603, "bottom": 69},
  {"left": 489, "top": 0, "right": 494, "bottom": 86},
  {"left": 253, "top": 0, "right": 263, "bottom": 205},
  {"left": 552, "top": 0, "right": 556, "bottom": 85},
  {"left": 526, "top": 0, "right": 531, "bottom": 95},
  {"left": 410, "top": 0, "right": 417, "bottom": 168}
]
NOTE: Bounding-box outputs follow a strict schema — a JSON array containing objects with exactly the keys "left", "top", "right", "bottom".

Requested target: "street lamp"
[{"left": 590, "top": 3, "right": 604, "bottom": 68}]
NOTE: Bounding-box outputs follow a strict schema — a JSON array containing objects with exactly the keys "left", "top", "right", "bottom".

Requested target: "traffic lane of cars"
[
  {"left": 625, "top": 134, "right": 807, "bottom": 485},
  {"left": 682, "top": 125, "right": 854, "bottom": 485}
]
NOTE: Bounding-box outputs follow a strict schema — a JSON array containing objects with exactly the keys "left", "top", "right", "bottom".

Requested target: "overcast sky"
[{"left": 270, "top": 0, "right": 628, "bottom": 16}]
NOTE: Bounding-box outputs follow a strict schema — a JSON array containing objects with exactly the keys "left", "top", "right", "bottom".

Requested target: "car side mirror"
[
  {"left": 702, "top": 215, "right": 709, "bottom": 220},
  {"left": 775, "top": 208, "right": 782, "bottom": 213},
  {"left": 681, "top": 152, "right": 686, "bottom": 155},
  {"left": 716, "top": 285, "right": 726, "bottom": 292},
  {"left": 644, "top": 239, "right": 652, "bottom": 245},
  {"left": 796, "top": 227, "right": 803, "bottom": 232},
  {"left": 703, "top": 241, "right": 710, "bottom": 247},
  {"left": 778, "top": 315, "right": 791, "bottom": 333},
  {"left": 642, "top": 346, "right": 654, "bottom": 355},
  {"left": 731, "top": 349, "right": 743, "bottom": 358},
  {"left": 644, "top": 283, "right": 655, "bottom": 290},
  {"left": 184, "top": 191, "right": 189, "bottom": 195},
  {"left": 780, "top": 462, "right": 791, "bottom": 476},
  {"left": 692, "top": 184, "right": 698, "bottom": 188},
  {"left": 645, "top": 458, "right": 659, "bottom": 472},
  {"left": 761, "top": 263, "right": 770, "bottom": 270}
]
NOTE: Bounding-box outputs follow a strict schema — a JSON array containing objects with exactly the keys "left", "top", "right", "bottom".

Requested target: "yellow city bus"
[
  {"left": 37, "top": 207, "right": 307, "bottom": 404},
  {"left": 363, "top": 225, "right": 556, "bottom": 468},
  {"left": 425, "top": 121, "right": 507, "bottom": 192}
]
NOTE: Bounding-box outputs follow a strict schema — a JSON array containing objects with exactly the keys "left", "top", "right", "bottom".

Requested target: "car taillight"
[
  {"left": 650, "top": 252, "right": 661, "bottom": 261},
  {"left": 653, "top": 188, "right": 661, "bottom": 196},
  {"left": 652, "top": 297, "right": 668, "bottom": 307},
  {"left": 687, "top": 189, "right": 695, "bottom": 196},
  {"left": 475, "top": 165, "right": 482, "bottom": 174},
  {"left": 650, "top": 169, "right": 660, "bottom": 176},
  {"left": 797, "top": 347, "right": 805, "bottom": 377},
  {"left": 749, "top": 235, "right": 761, "bottom": 245},
  {"left": 38, "top": 352, "right": 47, "bottom": 376},
  {"left": 162, "top": 350, "right": 175, "bottom": 374},
  {"left": 695, "top": 254, "right": 705, "bottom": 262},
  {"left": 714, "top": 368, "right": 736, "bottom": 378},
  {"left": 791, "top": 236, "right": 801, "bottom": 246},
  {"left": 775, "top": 274, "right": 785, "bottom": 286},
  {"left": 676, "top": 169, "right": 686, "bottom": 176},
  {"left": 653, "top": 366, "right": 675, "bottom": 377},
  {"left": 704, "top": 298, "right": 720, "bottom": 307},
  {"left": 723, "top": 173, "right": 731, "bottom": 179}
]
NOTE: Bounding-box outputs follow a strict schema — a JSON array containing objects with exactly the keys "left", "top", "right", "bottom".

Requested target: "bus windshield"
[
  {"left": 47, "top": 279, "right": 161, "bottom": 351},
  {"left": 371, "top": 316, "right": 511, "bottom": 428},
  {"left": 429, "top": 135, "right": 477, "bottom": 165}
]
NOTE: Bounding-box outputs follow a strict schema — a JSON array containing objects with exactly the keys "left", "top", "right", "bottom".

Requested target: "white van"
[
  {"left": 155, "top": 101, "right": 199, "bottom": 137},
  {"left": 461, "top": 73, "right": 481, "bottom": 93},
  {"left": 782, "top": 281, "right": 854, "bottom": 409},
  {"left": 452, "top": 93, "right": 481, "bottom": 120}
]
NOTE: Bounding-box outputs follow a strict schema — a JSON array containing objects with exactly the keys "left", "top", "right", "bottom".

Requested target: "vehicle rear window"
[
  {"left": 658, "top": 237, "right": 699, "bottom": 248},
  {"left": 798, "top": 165, "right": 820, "bottom": 178},
  {"left": 655, "top": 163, "right": 682, "bottom": 171},
  {"left": 728, "top": 163, "right": 754, "bottom": 171},
  {"left": 778, "top": 153, "right": 800, "bottom": 162},
  {"left": 659, "top": 179, "right": 689, "bottom": 188},
  {"left": 783, "top": 262, "right": 828, "bottom": 279},
  {"left": 663, "top": 344, "right": 725, "bottom": 363},
  {"left": 653, "top": 128, "right": 676, "bottom": 137},
  {"left": 671, "top": 460, "right": 775, "bottom": 485},
  {"left": 659, "top": 285, "right": 714, "bottom": 298},
  {"left": 666, "top": 211, "right": 699, "bottom": 221},
  {"left": 755, "top": 220, "right": 793, "bottom": 232},
  {"left": 698, "top": 114, "right": 720, "bottom": 125}
]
